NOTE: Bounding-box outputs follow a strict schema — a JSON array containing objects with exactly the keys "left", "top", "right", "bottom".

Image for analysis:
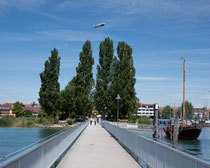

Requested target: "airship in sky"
[{"left": 93, "top": 23, "right": 105, "bottom": 28}]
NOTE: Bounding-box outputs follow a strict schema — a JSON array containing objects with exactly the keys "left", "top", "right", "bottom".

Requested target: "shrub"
[
  {"left": 13, "top": 119, "right": 26, "bottom": 127},
  {"left": 52, "top": 118, "right": 59, "bottom": 124},
  {"left": 138, "top": 117, "right": 152, "bottom": 125},
  {"left": 0, "top": 115, "right": 52, "bottom": 127},
  {"left": 66, "top": 119, "right": 74, "bottom": 125},
  {"left": 128, "top": 116, "right": 137, "bottom": 123},
  {"left": 12, "top": 101, "right": 24, "bottom": 117},
  {"left": 26, "top": 121, "right": 34, "bottom": 127},
  {"left": 22, "top": 110, "right": 33, "bottom": 117},
  {"left": 38, "top": 112, "right": 48, "bottom": 118},
  {"left": 20, "top": 120, "right": 26, "bottom": 127},
  {"left": 0, "top": 116, "right": 15, "bottom": 127},
  {"left": 38, "top": 117, "right": 51, "bottom": 125},
  {"left": 30, "top": 116, "right": 39, "bottom": 123}
]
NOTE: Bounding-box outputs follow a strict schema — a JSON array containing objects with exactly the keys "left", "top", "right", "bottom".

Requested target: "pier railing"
[
  {"left": 0, "top": 121, "right": 88, "bottom": 168},
  {"left": 102, "top": 122, "right": 210, "bottom": 168}
]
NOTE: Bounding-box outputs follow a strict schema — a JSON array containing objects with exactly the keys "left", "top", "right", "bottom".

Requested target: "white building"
[{"left": 137, "top": 104, "right": 159, "bottom": 117}]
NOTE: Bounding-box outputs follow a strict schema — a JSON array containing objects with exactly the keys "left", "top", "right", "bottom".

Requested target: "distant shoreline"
[
  {"left": 0, "top": 116, "right": 74, "bottom": 128},
  {"left": 0, "top": 124, "right": 69, "bottom": 128}
]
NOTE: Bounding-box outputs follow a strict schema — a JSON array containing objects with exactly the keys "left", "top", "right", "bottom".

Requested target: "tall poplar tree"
[
  {"left": 74, "top": 40, "right": 94, "bottom": 119},
  {"left": 39, "top": 48, "right": 61, "bottom": 117},
  {"left": 108, "top": 56, "right": 120, "bottom": 119},
  {"left": 181, "top": 101, "right": 194, "bottom": 119},
  {"left": 60, "top": 77, "right": 76, "bottom": 119},
  {"left": 95, "top": 37, "right": 114, "bottom": 117},
  {"left": 162, "top": 105, "right": 173, "bottom": 119},
  {"left": 110, "top": 42, "right": 138, "bottom": 119}
]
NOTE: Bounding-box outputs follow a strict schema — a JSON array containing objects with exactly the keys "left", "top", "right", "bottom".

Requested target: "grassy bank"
[
  {"left": 0, "top": 116, "right": 53, "bottom": 127},
  {"left": 126, "top": 116, "right": 153, "bottom": 125}
]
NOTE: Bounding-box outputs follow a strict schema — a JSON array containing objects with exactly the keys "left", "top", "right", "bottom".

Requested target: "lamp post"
[
  {"left": 116, "top": 94, "right": 121, "bottom": 122},
  {"left": 104, "top": 106, "right": 107, "bottom": 120}
]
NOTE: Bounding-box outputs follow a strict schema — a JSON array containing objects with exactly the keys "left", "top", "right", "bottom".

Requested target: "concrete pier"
[{"left": 58, "top": 123, "right": 141, "bottom": 168}]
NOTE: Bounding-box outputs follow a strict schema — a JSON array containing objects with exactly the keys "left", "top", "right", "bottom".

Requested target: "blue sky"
[{"left": 0, "top": 0, "right": 210, "bottom": 107}]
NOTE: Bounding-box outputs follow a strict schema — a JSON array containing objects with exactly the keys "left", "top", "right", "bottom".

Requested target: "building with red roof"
[{"left": 0, "top": 103, "right": 16, "bottom": 117}]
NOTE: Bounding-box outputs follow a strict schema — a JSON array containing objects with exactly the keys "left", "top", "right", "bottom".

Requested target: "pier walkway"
[{"left": 58, "top": 123, "right": 141, "bottom": 168}]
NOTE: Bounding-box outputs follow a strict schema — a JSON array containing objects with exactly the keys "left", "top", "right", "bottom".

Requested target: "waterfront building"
[
  {"left": 0, "top": 103, "right": 42, "bottom": 117},
  {"left": 137, "top": 103, "right": 159, "bottom": 118},
  {"left": 193, "top": 107, "right": 210, "bottom": 120},
  {"left": 23, "top": 104, "right": 42, "bottom": 115},
  {"left": 0, "top": 103, "right": 16, "bottom": 117}
]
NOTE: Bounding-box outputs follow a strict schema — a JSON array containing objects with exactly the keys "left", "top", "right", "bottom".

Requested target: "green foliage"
[
  {"left": 60, "top": 77, "right": 77, "bottom": 119},
  {"left": 138, "top": 117, "right": 152, "bottom": 125},
  {"left": 38, "top": 112, "right": 48, "bottom": 118},
  {"left": 128, "top": 116, "right": 136, "bottom": 123},
  {"left": 21, "top": 120, "right": 26, "bottom": 127},
  {"left": 162, "top": 105, "right": 173, "bottom": 119},
  {"left": 12, "top": 101, "right": 24, "bottom": 117},
  {"left": 26, "top": 121, "right": 34, "bottom": 127},
  {"left": 38, "top": 117, "right": 51, "bottom": 125},
  {"left": 109, "top": 41, "right": 138, "bottom": 119},
  {"left": 29, "top": 116, "right": 40, "bottom": 123},
  {"left": 39, "top": 48, "right": 61, "bottom": 118},
  {"left": 181, "top": 101, "right": 194, "bottom": 119},
  {"left": 11, "top": 118, "right": 27, "bottom": 127},
  {"left": 60, "top": 40, "right": 94, "bottom": 120},
  {"left": 22, "top": 110, "right": 32, "bottom": 117},
  {"left": 66, "top": 119, "right": 74, "bottom": 125},
  {"left": 74, "top": 40, "right": 94, "bottom": 119},
  {"left": 0, "top": 116, "right": 16, "bottom": 127},
  {"left": 95, "top": 37, "right": 114, "bottom": 117},
  {"left": 0, "top": 115, "right": 54, "bottom": 127},
  {"left": 37, "top": 39, "right": 137, "bottom": 121}
]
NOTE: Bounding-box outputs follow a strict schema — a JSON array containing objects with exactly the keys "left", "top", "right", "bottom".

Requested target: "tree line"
[
  {"left": 38, "top": 37, "right": 138, "bottom": 120},
  {"left": 161, "top": 101, "right": 194, "bottom": 119}
]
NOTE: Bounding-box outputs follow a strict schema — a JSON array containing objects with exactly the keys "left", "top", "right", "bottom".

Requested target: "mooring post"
[
  {"left": 173, "top": 110, "right": 179, "bottom": 148},
  {"left": 153, "top": 103, "right": 159, "bottom": 138}
]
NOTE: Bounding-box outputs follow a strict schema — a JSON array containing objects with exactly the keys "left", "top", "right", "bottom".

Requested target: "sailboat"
[{"left": 165, "top": 58, "right": 202, "bottom": 139}]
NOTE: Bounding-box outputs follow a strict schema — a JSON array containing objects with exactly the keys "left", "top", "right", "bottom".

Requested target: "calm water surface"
[
  {"left": 0, "top": 127, "right": 62, "bottom": 160},
  {"left": 1, "top": 126, "right": 209, "bottom": 165},
  {"left": 128, "top": 127, "right": 210, "bottom": 163}
]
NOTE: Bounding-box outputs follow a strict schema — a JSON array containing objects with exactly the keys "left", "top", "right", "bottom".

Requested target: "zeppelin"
[{"left": 93, "top": 23, "right": 105, "bottom": 28}]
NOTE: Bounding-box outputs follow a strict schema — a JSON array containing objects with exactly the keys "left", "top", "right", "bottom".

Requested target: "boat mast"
[{"left": 183, "top": 59, "right": 185, "bottom": 127}]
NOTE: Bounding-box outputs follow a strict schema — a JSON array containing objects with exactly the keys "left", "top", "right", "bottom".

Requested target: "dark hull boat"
[
  {"left": 164, "top": 58, "right": 202, "bottom": 140},
  {"left": 165, "top": 126, "right": 202, "bottom": 140}
]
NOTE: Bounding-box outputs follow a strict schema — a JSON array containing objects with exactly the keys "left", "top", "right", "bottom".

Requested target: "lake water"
[
  {"left": 128, "top": 127, "right": 210, "bottom": 163},
  {"left": 0, "top": 126, "right": 209, "bottom": 165},
  {"left": 0, "top": 127, "right": 62, "bottom": 161}
]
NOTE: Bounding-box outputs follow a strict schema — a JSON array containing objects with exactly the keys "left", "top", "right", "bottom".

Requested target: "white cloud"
[
  {"left": 60, "top": 0, "right": 210, "bottom": 20},
  {"left": 1, "top": 0, "right": 210, "bottom": 22},
  {"left": 0, "top": 0, "right": 47, "bottom": 16},
  {"left": 135, "top": 76, "right": 169, "bottom": 81},
  {"left": 0, "top": 32, "right": 35, "bottom": 42},
  {"left": 0, "top": 29, "right": 112, "bottom": 42},
  {"left": 0, "top": 0, "right": 46, "bottom": 9},
  {"left": 169, "top": 48, "right": 210, "bottom": 55},
  {"left": 36, "top": 30, "right": 109, "bottom": 41},
  {"left": 0, "top": 0, "right": 71, "bottom": 22}
]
